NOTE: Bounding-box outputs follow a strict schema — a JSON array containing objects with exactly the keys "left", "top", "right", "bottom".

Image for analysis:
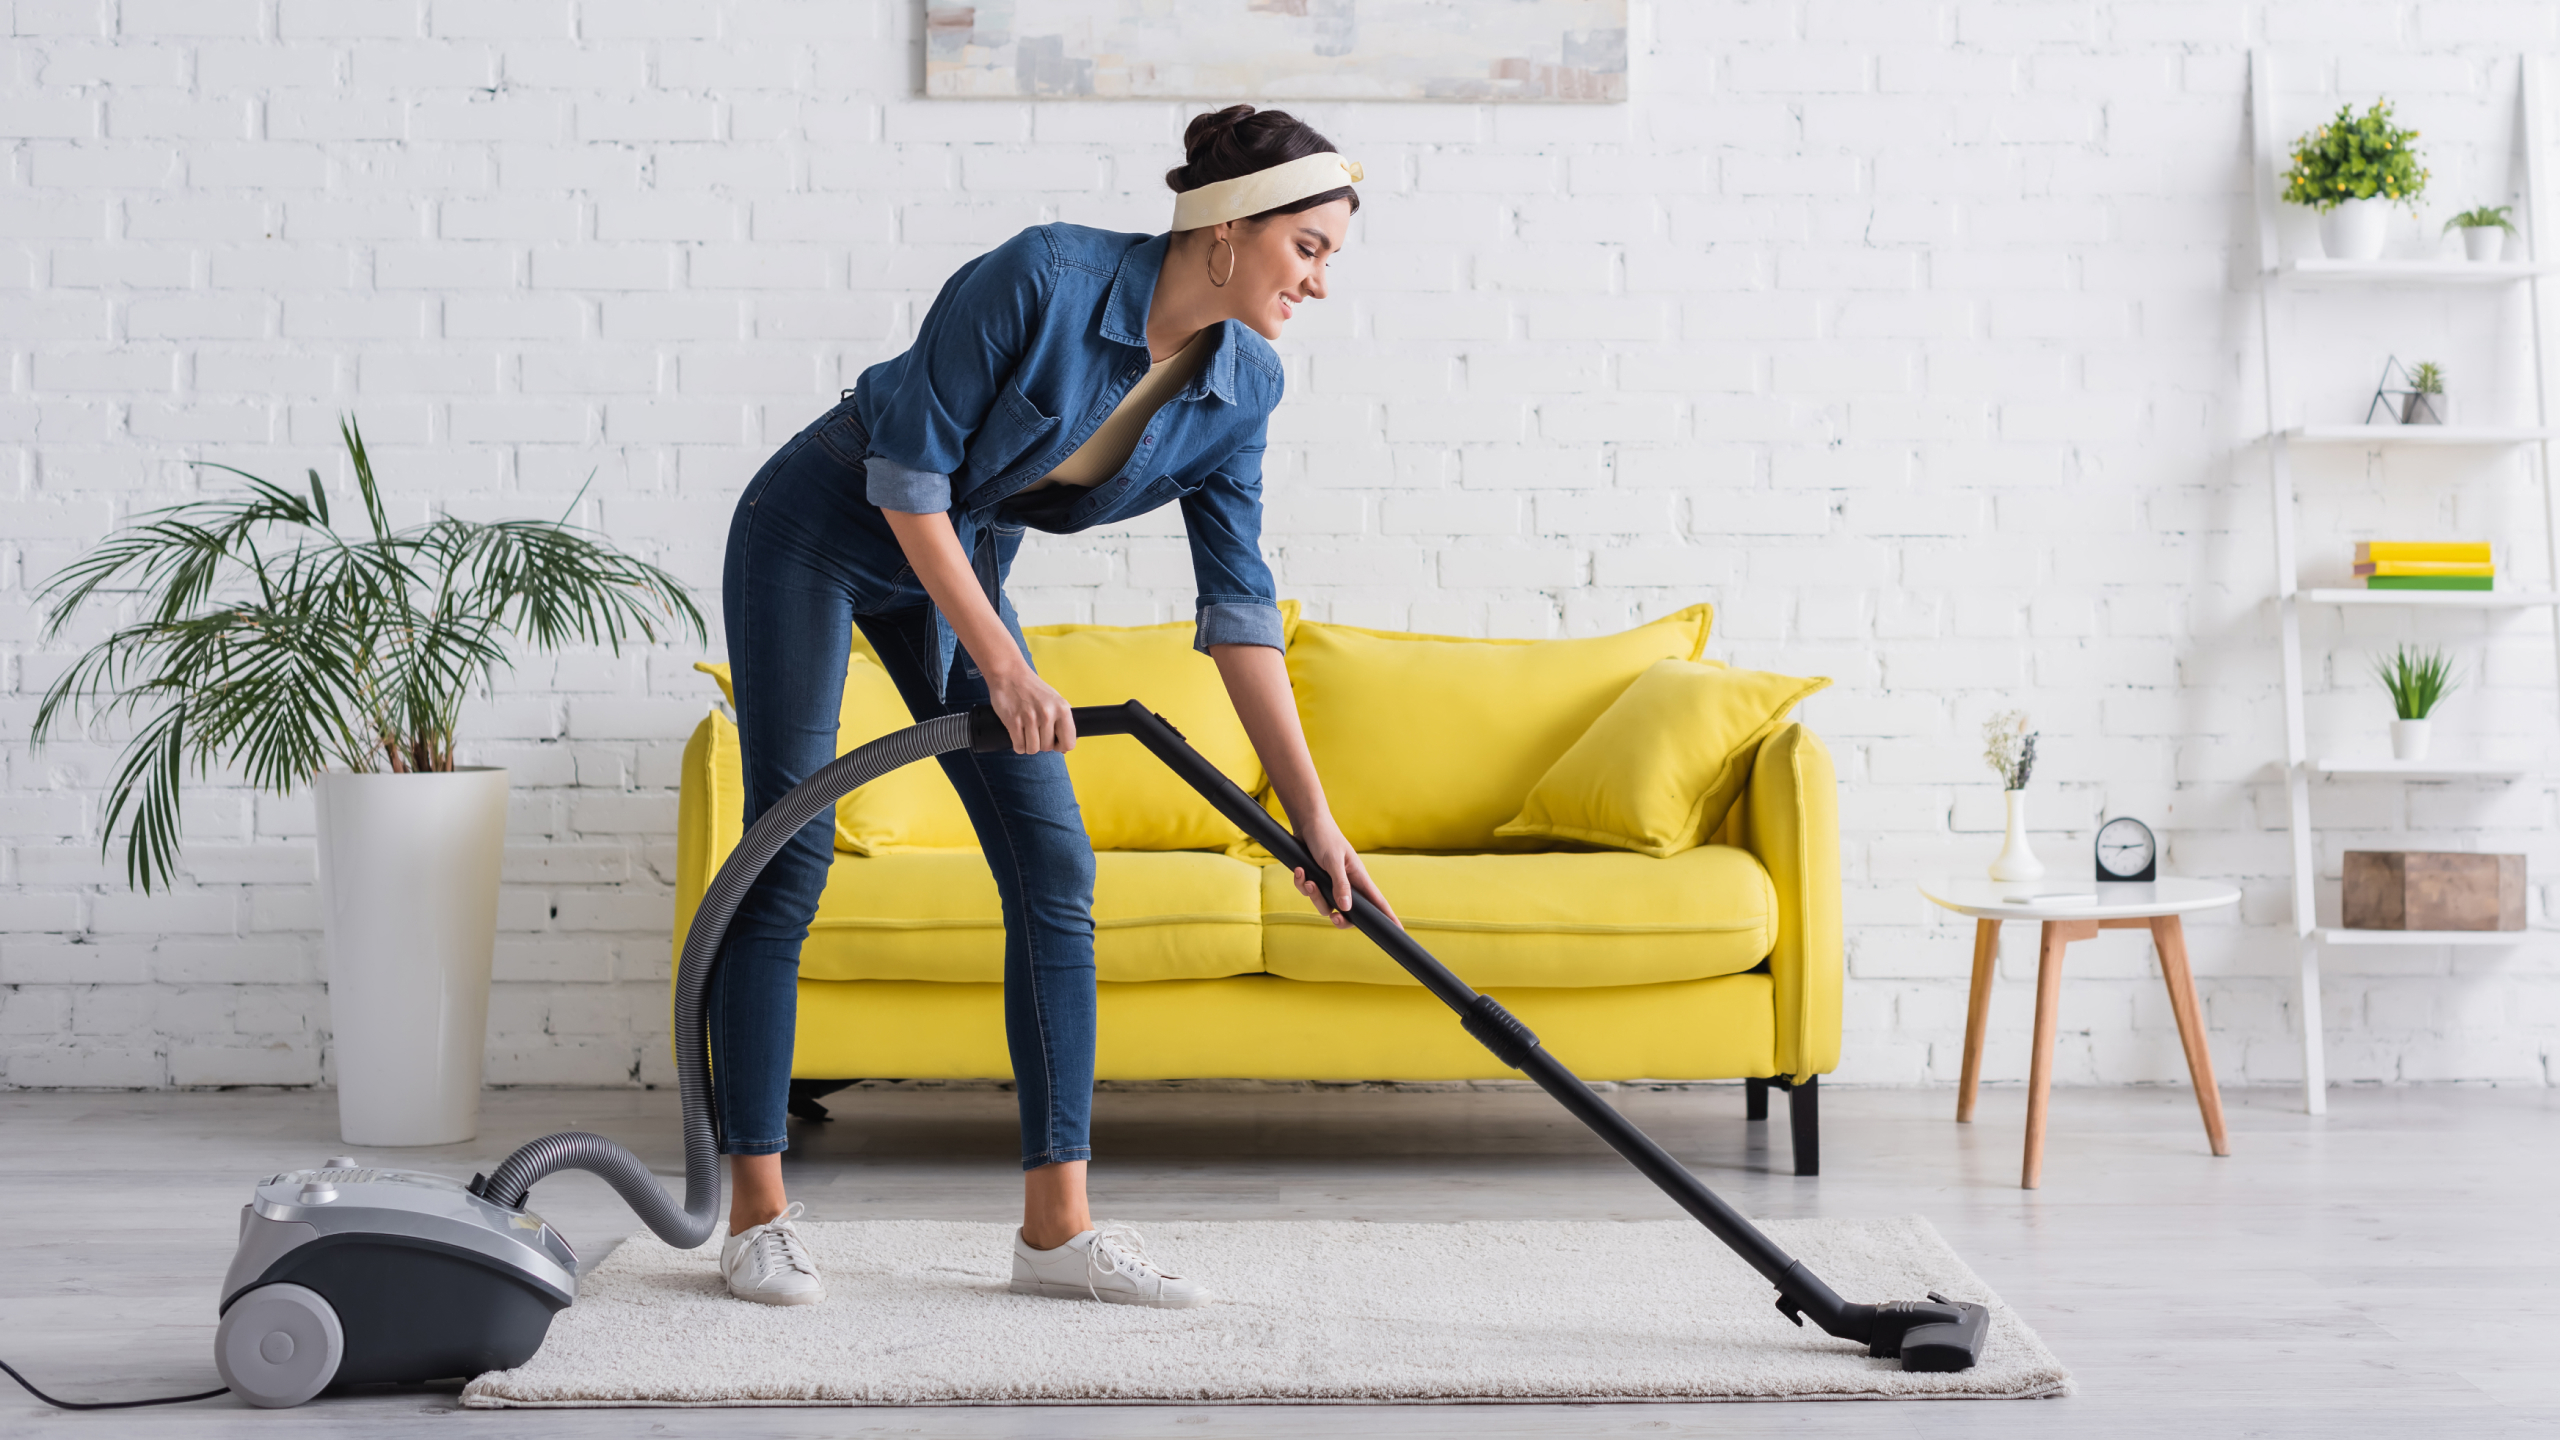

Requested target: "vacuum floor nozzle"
[{"left": 1864, "top": 1293, "right": 1992, "bottom": 1372}]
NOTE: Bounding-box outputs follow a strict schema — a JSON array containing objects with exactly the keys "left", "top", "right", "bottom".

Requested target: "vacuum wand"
[{"left": 978, "top": 699, "right": 1990, "bottom": 1373}]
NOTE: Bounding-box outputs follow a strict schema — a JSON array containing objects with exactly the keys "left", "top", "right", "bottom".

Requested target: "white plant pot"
[
  {"left": 317, "top": 768, "right": 507, "bottom": 1147},
  {"left": 1988, "top": 789, "right": 2045, "bottom": 882},
  {"left": 2317, "top": 198, "right": 2392, "bottom": 261},
  {"left": 2460, "top": 226, "right": 2507, "bottom": 262},
  {"left": 2389, "top": 719, "right": 2432, "bottom": 762}
]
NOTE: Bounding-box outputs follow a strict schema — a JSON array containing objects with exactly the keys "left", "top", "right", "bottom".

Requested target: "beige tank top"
[{"left": 1025, "top": 329, "right": 1215, "bottom": 490}]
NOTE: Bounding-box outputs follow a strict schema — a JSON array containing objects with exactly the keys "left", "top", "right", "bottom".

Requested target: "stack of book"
[{"left": 2354, "top": 541, "right": 2493, "bottom": 591}]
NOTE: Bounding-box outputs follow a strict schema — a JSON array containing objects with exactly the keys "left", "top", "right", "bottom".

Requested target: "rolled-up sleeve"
[
  {"left": 1181, "top": 423, "right": 1284, "bottom": 654},
  {"left": 860, "top": 227, "right": 1052, "bottom": 514},
  {"left": 862, "top": 455, "right": 954, "bottom": 514}
]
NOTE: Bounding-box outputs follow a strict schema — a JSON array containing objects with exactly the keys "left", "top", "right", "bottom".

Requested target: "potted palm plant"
[
  {"left": 33, "top": 420, "right": 702, "bottom": 1145},
  {"left": 2282, "top": 99, "right": 2430, "bottom": 261},
  {"left": 2444, "top": 204, "right": 2514, "bottom": 263},
  {"left": 2372, "top": 644, "right": 2457, "bottom": 761}
]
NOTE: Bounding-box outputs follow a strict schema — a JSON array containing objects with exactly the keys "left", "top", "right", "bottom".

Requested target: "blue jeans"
[{"left": 714, "top": 401, "right": 1098, "bottom": 1169}]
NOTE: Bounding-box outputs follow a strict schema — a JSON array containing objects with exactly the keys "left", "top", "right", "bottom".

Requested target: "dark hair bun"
[{"left": 1164, "top": 104, "right": 1360, "bottom": 221}]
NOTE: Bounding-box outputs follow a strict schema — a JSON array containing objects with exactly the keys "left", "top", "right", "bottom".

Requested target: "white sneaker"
[
  {"left": 722, "top": 1201, "right": 825, "bottom": 1306},
  {"left": 1009, "top": 1220, "right": 1212, "bottom": 1308}
]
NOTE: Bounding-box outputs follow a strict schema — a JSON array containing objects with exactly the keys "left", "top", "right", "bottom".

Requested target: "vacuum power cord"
[{"left": 2, "top": 1357, "right": 227, "bottom": 1411}]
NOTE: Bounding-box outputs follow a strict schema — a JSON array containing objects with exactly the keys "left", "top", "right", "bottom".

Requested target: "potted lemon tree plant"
[
  {"left": 2282, "top": 99, "right": 2430, "bottom": 261},
  {"left": 33, "top": 420, "right": 702, "bottom": 1145}
]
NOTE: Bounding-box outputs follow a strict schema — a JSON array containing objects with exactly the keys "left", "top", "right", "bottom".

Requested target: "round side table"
[{"left": 1918, "top": 876, "right": 2240, "bottom": 1189}]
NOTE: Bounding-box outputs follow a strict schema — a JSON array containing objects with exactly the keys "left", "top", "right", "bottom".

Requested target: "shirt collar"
[{"left": 1100, "top": 234, "right": 1240, "bottom": 405}]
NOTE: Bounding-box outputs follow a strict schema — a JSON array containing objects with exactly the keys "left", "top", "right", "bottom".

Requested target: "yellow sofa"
[{"left": 670, "top": 604, "right": 1843, "bottom": 1173}]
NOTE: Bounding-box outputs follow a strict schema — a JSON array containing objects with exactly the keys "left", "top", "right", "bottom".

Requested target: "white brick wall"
[{"left": 3, "top": 1, "right": 2555, "bottom": 1092}]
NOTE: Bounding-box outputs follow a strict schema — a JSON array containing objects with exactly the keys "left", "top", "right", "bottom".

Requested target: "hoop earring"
[{"left": 1208, "top": 236, "right": 1235, "bottom": 288}]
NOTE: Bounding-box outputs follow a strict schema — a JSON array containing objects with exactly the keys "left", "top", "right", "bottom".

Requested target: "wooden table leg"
[
  {"left": 1957, "top": 918, "right": 1998, "bottom": 1123},
  {"left": 2022, "top": 919, "right": 2094, "bottom": 1189},
  {"left": 2150, "top": 914, "right": 2231, "bottom": 1157}
]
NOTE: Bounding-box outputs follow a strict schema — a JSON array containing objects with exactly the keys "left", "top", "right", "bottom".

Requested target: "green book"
[{"left": 2366, "top": 575, "right": 2494, "bottom": 591}]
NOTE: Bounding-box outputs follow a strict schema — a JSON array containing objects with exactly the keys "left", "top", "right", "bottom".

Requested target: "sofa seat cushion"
[
  {"left": 791, "top": 973, "right": 1779, "bottom": 1083},
  {"left": 804, "top": 850, "right": 1264, "bottom": 984},
  {"left": 1260, "top": 846, "right": 1777, "bottom": 989}
]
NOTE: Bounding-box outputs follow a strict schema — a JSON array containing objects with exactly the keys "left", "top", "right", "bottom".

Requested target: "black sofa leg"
[
  {"left": 1744, "top": 1076, "right": 1770, "bottom": 1122},
  {"left": 1788, "top": 1075, "right": 1819, "bottom": 1177},
  {"left": 787, "top": 1078, "right": 854, "bottom": 1122}
]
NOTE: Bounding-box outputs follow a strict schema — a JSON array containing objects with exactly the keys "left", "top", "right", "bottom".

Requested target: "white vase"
[
  {"left": 2318, "top": 198, "right": 2391, "bottom": 261},
  {"left": 2389, "top": 719, "right": 2432, "bottom": 762},
  {"left": 2460, "top": 226, "right": 2506, "bottom": 262},
  {"left": 1988, "top": 789, "right": 2044, "bottom": 882},
  {"left": 317, "top": 768, "right": 508, "bottom": 1146}
]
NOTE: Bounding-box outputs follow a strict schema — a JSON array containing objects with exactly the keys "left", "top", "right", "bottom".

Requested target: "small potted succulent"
[
  {"left": 2282, "top": 100, "right": 2430, "bottom": 261},
  {"left": 2443, "top": 204, "right": 2514, "bottom": 263},
  {"left": 1982, "top": 710, "right": 2041, "bottom": 881},
  {"left": 2403, "top": 361, "right": 2447, "bottom": 425},
  {"left": 2372, "top": 644, "right": 2457, "bottom": 761}
]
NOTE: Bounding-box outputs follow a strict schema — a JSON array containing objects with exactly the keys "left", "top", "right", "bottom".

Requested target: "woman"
[{"left": 715, "top": 106, "right": 1395, "bottom": 1307}]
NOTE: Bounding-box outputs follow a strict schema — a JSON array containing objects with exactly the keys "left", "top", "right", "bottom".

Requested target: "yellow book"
[
  {"left": 2354, "top": 541, "right": 2492, "bottom": 564},
  {"left": 2353, "top": 559, "right": 2496, "bottom": 577}
]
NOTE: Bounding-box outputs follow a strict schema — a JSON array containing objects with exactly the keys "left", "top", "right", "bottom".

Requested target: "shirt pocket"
[{"left": 963, "top": 379, "right": 1061, "bottom": 482}]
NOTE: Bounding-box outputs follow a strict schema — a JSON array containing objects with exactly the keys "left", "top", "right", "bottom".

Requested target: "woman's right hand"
[{"left": 985, "top": 661, "right": 1077, "bottom": 755}]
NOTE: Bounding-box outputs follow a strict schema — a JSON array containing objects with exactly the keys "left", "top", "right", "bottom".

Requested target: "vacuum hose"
[
  {"left": 475, "top": 708, "right": 992, "bottom": 1245},
  {"left": 474, "top": 697, "right": 1990, "bottom": 1372}
]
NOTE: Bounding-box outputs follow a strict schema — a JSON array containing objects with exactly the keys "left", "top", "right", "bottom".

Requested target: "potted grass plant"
[
  {"left": 2444, "top": 204, "right": 2514, "bottom": 263},
  {"left": 2403, "top": 361, "right": 2448, "bottom": 425},
  {"left": 33, "top": 419, "right": 703, "bottom": 1144},
  {"left": 2372, "top": 644, "right": 2457, "bottom": 761},
  {"left": 2283, "top": 100, "right": 2430, "bottom": 261}
]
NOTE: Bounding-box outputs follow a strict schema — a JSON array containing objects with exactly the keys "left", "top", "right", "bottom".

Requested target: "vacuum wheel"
[{"left": 215, "top": 1282, "right": 344, "bottom": 1408}]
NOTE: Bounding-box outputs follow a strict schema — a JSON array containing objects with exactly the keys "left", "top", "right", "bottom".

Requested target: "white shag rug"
[{"left": 462, "top": 1217, "right": 2068, "bottom": 1407}]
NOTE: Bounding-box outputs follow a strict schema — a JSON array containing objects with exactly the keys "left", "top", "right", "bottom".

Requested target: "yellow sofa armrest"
[
  {"left": 671, "top": 710, "right": 745, "bottom": 982},
  {"left": 1738, "top": 722, "right": 1843, "bottom": 1081}
]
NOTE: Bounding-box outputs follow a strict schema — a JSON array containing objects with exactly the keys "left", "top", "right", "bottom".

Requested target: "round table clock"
[{"left": 2094, "top": 816, "right": 2157, "bottom": 882}]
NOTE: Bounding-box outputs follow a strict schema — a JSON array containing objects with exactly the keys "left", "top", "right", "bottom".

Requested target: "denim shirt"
[{"left": 851, "top": 223, "right": 1287, "bottom": 691}]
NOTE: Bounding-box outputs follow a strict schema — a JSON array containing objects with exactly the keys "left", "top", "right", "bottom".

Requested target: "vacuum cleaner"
[{"left": 162, "top": 700, "right": 1986, "bottom": 1407}]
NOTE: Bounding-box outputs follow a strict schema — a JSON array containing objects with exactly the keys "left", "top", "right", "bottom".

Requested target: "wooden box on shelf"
[{"left": 2342, "top": 851, "right": 2527, "bottom": 931}]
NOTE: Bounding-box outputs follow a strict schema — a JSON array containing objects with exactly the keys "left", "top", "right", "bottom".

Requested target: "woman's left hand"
[{"left": 1290, "top": 817, "right": 1398, "bottom": 930}]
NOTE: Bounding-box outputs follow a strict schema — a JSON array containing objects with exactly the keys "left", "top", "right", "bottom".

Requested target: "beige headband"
[{"left": 1170, "top": 152, "right": 1364, "bottom": 231}]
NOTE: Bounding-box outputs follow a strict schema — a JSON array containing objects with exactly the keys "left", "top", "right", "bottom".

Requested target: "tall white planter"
[
  {"left": 317, "top": 768, "right": 507, "bottom": 1146},
  {"left": 2317, "top": 198, "right": 2391, "bottom": 260},
  {"left": 1987, "top": 790, "right": 2045, "bottom": 882}
]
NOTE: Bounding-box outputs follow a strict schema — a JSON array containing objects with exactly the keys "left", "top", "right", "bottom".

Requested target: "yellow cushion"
[
  {"left": 802, "top": 849, "right": 1265, "bottom": 983},
  {"left": 1280, "top": 605, "right": 1713, "bottom": 852},
  {"left": 792, "top": 972, "right": 1779, "bottom": 1083},
  {"left": 706, "top": 600, "right": 1300, "bottom": 855},
  {"left": 1023, "top": 617, "right": 1268, "bottom": 852},
  {"left": 1496, "top": 658, "right": 1830, "bottom": 859},
  {"left": 1259, "top": 846, "right": 1775, "bottom": 988},
  {"left": 695, "top": 658, "right": 976, "bottom": 854}
]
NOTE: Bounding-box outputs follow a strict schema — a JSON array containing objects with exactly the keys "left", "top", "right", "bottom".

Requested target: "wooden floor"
[{"left": 3, "top": 1080, "right": 2555, "bottom": 1437}]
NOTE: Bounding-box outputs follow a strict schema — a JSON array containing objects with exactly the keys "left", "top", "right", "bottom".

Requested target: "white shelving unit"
[
  {"left": 2284, "top": 424, "right": 2559, "bottom": 445},
  {"left": 2312, "top": 758, "right": 2529, "bottom": 780},
  {"left": 2249, "top": 52, "right": 2560, "bottom": 1115},
  {"left": 2301, "top": 587, "right": 2560, "bottom": 607}
]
